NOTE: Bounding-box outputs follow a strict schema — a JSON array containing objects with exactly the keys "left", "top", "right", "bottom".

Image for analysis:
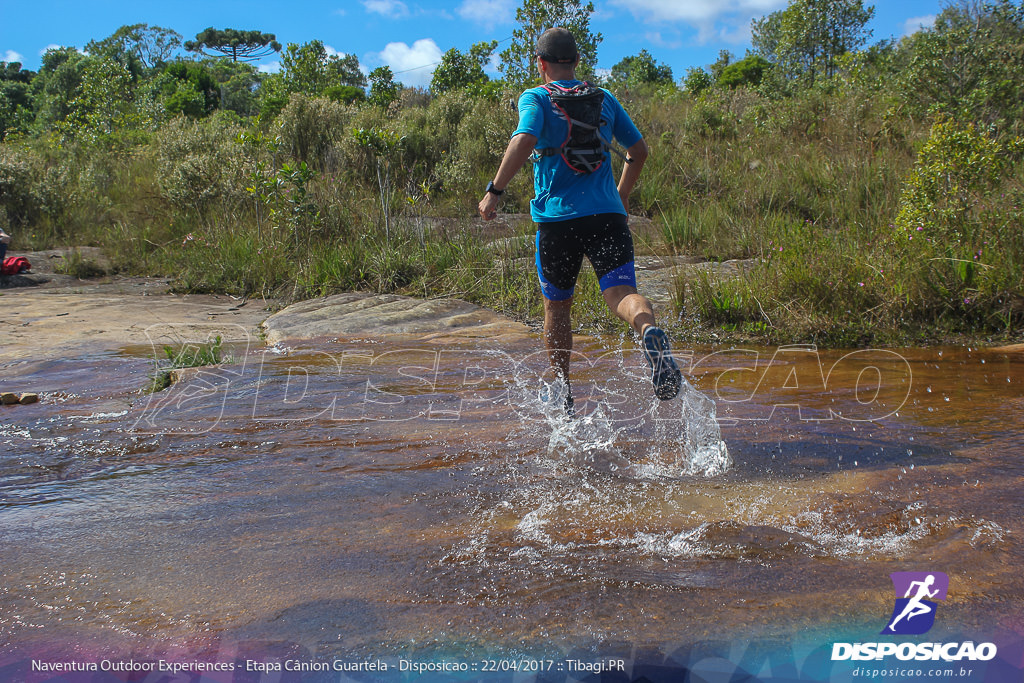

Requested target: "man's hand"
[
  {"left": 477, "top": 132, "right": 538, "bottom": 223},
  {"left": 478, "top": 192, "right": 500, "bottom": 221}
]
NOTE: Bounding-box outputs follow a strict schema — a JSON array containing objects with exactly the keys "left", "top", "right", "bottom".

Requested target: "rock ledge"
[{"left": 262, "top": 293, "right": 529, "bottom": 344}]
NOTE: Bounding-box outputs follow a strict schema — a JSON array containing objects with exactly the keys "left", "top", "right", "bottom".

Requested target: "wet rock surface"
[
  {"left": 262, "top": 292, "right": 530, "bottom": 344},
  {"left": 0, "top": 274, "right": 275, "bottom": 360}
]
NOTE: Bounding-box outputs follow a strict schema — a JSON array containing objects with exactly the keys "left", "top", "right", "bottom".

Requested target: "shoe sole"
[{"left": 643, "top": 329, "right": 682, "bottom": 401}]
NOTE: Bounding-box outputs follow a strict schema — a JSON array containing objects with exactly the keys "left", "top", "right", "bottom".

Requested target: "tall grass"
[{"left": 1, "top": 76, "right": 1021, "bottom": 345}]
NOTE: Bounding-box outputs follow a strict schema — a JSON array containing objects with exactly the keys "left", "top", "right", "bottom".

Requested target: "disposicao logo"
[
  {"left": 831, "top": 571, "right": 998, "bottom": 663},
  {"left": 882, "top": 571, "right": 948, "bottom": 635}
]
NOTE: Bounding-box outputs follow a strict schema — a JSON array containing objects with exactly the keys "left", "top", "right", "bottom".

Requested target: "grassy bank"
[{"left": 2, "top": 15, "right": 1024, "bottom": 346}]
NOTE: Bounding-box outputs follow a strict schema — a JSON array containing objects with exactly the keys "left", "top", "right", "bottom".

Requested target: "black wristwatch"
[{"left": 486, "top": 181, "right": 505, "bottom": 196}]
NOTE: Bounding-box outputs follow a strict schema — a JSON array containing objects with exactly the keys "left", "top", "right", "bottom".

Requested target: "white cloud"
[
  {"left": 39, "top": 44, "right": 62, "bottom": 56},
  {"left": 366, "top": 38, "right": 443, "bottom": 88},
  {"left": 3, "top": 50, "right": 24, "bottom": 63},
  {"left": 645, "top": 31, "right": 683, "bottom": 50},
  {"left": 323, "top": 44, "right": 350, "bottom": 59},
  {"left": 718, "top": 21, "right": 754, "bottom": 45},
  {"left": 610, "top": 0, "right": 786, "bottom": 44},
  {"left": 258, "top": 61, "right": 281, "bottom": 74},
  {"left": 363, "top": 0, "right": 410, "bottom": 19},
  {"left": 902, "top": 14, "right": 936, "bottom": 37},
  {"left": 457, "top": 0, "right": 515, "bottom": 24},
  {"left": 612, "top": 0, "right": 782, "bottom": 23}
]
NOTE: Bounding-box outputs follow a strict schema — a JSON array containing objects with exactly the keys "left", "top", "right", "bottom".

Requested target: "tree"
[
  {"left": 709, "top": 50, "right": 734, "bottom": 80},
  {"left": 58, "top": 57, "right": 135, "bottom": 140},
  {"left": 499, "top": 0, "right": 602, "bottom": 88},
  {"left": 683, "top": 67, "right": 714, "bottom": 95},
  {"left": 205, "top": 59, "right": 261, "bottom": 116},
  {"left": 31, "top": 47, "right": 88, "bottom": 130},
  {"left": 431, "top": 40, "right": 497, "bottom": 94},
  {"left": 752, "top": 0, "right": 875, "bottom": 85},
  {"left": 368, "top": 66, "right": 399, "bottom": 108},
  {"left": 605, "top": 49, "right": 673, "bottom": 91},
  {"left": 0, "top": 62, "right": 35, "bottom": 140},
  {"left": 185, "top": 28, "right": 281, "bottom": 62},
  {"left": 279, "top": 40, "right": 365, "bottom": 96},
  {"left": 86, "top": 24, "right": 182, "bottom": 69},
  {"left": 717, "top": 54, "right": 772, "bottom": 89},
  {"left": 751, "top": 13, "right": 783, "bottom": 66},
  {"left": 160, "top": 61, "right": 219, "bottom": 117},
  {"left": 898, "top": 0, "right": 1024, "bottom": 124}
]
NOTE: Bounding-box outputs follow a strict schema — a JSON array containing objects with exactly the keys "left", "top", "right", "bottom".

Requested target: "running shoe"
[
  {"left": 539, "top": 380, "right": 575, "bottom": 417},
  {"left": 642, "top": 326, "right": 682, "bottom": 400}
]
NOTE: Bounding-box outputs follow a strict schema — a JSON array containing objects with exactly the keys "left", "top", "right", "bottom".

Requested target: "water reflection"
[{"left": 0, "top": 339, "right": 1021, "bottom": 661}]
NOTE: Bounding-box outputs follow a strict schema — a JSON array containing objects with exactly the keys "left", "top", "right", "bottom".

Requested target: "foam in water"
[{"left": 508, "top": 355, "right": 730, "bottom": 479}]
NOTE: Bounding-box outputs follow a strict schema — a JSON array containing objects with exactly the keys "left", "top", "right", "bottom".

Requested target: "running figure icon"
[
  {"left": 882, "top": 571, "right": 948, "bottom": 635},
  {"left": 887, "top": 575, "right": 939, "bottom": 631}
]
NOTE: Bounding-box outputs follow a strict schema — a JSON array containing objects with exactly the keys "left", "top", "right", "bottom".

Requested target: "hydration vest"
[{"left": 535, "top": 81, "right": 627, "bottom": 174}]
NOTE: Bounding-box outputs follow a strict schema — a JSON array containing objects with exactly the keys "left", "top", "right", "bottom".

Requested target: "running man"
[
  {"left": 477, "top": 27, "right": 681, "bottom": 411},
  {"left": 888, "top": 574, "right": 940, "bottom": 631}
]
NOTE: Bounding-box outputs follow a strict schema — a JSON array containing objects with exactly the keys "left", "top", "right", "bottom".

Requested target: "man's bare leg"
[
  {"left": 603, "top": 285, "right": 655, "bottom": 334},
  {"left": 603, "top": 284, "right": 681, "bottom": 400},
  {"left": 544, "top": 296, "right": 574, "bottom": 383}
]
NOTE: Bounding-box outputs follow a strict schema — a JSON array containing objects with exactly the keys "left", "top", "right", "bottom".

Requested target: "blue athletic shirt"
[{"left": 512, "top": 80, "right": 643, "bottom": 223}]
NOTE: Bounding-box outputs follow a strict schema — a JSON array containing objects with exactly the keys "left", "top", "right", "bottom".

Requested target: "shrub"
[
  {"left": 0, "top": 145, "right": 38, "bottom": 228},
  {"left": 717, "top": 55, "right": 772, "bottom": 89},
  {"left": 277, "top": 94, "right": 357, "bottom": 169},
  {"left": 891, "top": 117, "right": 1024, "bottom": 324},
  {"left": 153, "top": 113, "right": 249, "bottom": 216}
]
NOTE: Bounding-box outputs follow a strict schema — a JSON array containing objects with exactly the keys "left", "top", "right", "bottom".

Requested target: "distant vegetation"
[{"left": 1, "top": 0, "right": 1022, "bottom": 345}]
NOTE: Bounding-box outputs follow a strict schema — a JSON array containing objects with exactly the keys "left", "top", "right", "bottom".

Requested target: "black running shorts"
[{"left": 534, "top": 213, "right": 637, "bottom": 301}]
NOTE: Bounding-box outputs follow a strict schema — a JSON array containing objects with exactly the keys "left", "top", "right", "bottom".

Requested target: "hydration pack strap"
[
  {"left": 533, "top": 83, "right": 631, "bottom": 169},
  {"left": 533, "top": 143, "right": 631, "bottom": 163}
]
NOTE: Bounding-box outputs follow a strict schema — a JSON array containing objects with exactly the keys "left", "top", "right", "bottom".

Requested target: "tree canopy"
[
  {"left": 431, "top": 40, "right": 497, "bottom": 94},
  {"left": 499, "top": 0, "right": 602, "bottom": 88},
  {"left": 86, "top": 24, "right": 182, "bottom": 69},
  {"left": 717, "top": 54, "right": 772, "bottom": 89},
  {"left": 279, "top": 40, "right": 366, "bottom": 96},
  {"left": 899, "top": 0, "right": 1024, "bottom": 124},
  {"left": 368, "top": 66, "right": 399, "bottom": 108},
  {"left": 605, "top": 49, "right": 673, "bottom": 91},
  {"left": 752, "top": 0, "right": 875, "bottom": 84},
  {"left": 185, "top": 28, "right": 282, "bottom": 62}
]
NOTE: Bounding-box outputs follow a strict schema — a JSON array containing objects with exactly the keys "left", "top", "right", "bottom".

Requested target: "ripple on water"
[{"left": 2, "top": 340, "right": 1023, "bottom": 656}]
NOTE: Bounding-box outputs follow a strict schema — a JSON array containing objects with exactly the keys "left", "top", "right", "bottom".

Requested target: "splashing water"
[
  {"left": 3, "top": 341, "right": 1023, "bottom": 663},
  {"left": 507, "top": 351, "right": 731, "bottom": 479}
]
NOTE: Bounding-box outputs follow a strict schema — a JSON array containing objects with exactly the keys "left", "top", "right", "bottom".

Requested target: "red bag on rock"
[{"left": 1, "top": 256, "right": 31, "bottom": 275}]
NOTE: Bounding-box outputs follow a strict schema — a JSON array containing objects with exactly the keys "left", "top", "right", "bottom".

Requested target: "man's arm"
[
  {"left": 617, "top": 138, "right": 649, "bottom": 216},
  {"left": 478, "top": 133, "right": 538, "bottom": 221}
]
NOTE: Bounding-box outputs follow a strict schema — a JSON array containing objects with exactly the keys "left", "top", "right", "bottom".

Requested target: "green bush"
[
  {"left": 153, "top": 113, "right": 249, "bottom": 216},
  {"left": 277, "top": 94, "right": 357, "bottom": 169},
  {"left": 891, "top": 117, "right": 1024, "bottom": 325},
  {"left": 717, "top": 55, "right": 772, "bottom": 89},
  {"left": 0, "top": 144, "right": 39, "bottom": 228}
]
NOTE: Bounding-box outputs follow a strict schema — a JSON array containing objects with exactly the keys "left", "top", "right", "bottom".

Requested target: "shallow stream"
[{"left": 1, "top": 335, "right": 1022, "bottom": 675}]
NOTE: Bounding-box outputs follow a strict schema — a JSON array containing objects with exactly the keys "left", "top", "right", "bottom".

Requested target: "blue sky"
[{"left": 1, "top": 0, "right": 944, "bottom": 87}]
